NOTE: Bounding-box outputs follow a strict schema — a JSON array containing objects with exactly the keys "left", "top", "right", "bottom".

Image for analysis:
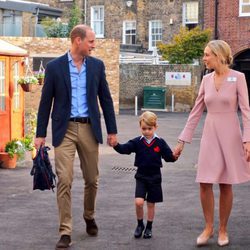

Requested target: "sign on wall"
[{"left": 165, "top": 72, "right": 191, "bottom": 86}]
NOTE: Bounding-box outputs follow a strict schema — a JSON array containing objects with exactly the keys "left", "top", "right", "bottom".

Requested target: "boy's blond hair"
[{"left": 139, "top": 111, "right": 157, "bottom": 127}]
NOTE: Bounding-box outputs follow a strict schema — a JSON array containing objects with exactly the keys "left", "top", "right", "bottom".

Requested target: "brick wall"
[
  {"left": 27, "top": 0, "right": 83, "bottom": 14},
  {"left": 1, "top": 37, "right": 120, "bottom": 114},
  {"left": 86, "top": 0, "right": 204, "bottom": 50},
  {"left": 120, "top": 63, "right": 202, "bottom": 111},
  {"left": 204, "top": 0, "right": 250, "bottom": 55}
]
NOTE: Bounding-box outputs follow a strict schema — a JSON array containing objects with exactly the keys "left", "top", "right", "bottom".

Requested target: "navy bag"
[{"left": 30, "top": 146, "right": 56, "bottom": 191}]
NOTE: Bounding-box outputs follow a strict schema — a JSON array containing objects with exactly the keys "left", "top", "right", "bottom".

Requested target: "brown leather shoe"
[
  {"left": 55, "top": 235, "right": 72, "bottom": 249},
  {"left": 84, "top": 218, "right": 98, "bottom": 236}
]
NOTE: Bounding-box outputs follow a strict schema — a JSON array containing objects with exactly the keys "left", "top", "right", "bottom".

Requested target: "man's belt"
[{"left": 69, "top": 117, "right": 90, "bottom": 123}]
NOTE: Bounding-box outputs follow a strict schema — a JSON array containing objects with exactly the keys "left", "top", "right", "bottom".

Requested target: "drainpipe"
[
  {"left": 214, "top": 0, "right": 219, "bottom": 39},
  {"left": 30, "top": 7, "right": 39, "bottom": 37}
]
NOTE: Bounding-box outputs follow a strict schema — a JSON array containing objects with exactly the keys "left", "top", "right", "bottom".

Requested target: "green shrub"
[{"left": 158, "top": 27, "right": 212, "bottom": 64}]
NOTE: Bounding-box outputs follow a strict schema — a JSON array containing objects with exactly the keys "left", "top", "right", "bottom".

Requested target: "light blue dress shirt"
[{"left": 68, "top": 52, "right": 89, "bottom": 118}]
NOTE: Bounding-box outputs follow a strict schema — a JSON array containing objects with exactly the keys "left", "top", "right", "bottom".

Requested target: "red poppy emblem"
[{"left": 154, "top": 146, "right": 160, "bottom": 152}]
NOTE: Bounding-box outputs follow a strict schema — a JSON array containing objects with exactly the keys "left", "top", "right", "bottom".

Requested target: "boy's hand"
[
  {"left": 173, "top": 140, "right": 185, "bottom": 159},
  {"left": 172, "top": 151, "right": 180, "bottom": 160}
]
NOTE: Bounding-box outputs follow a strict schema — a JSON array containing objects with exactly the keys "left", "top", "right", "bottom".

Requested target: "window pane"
[
  {"left": 91, "top": 6, "right": 104, "bottom": 36},
  {"left": 94, "top": 9, "right": 99, "bottom": 19},
  {"left": 14, "top": 15, "right": 22, "bottom": 36},
  {"left": 243, "top": 0, "right": 250, "bottom": 3},
  {"left": 100, "top": 7, "right": 104, "bottom": 19},
  {"left": 185, "top": 2, "right": 198, "bottom": 23},
  {"left": 3, "top": 11, "right": 22, "bottom": 36},
  {"left": 0, "top": 61, "right": 6, "bottom": 111},
  {"left": 124, "top": 21, "right": 136, "bottom": 44},
  {"left": 242, "top": 5, "right": 250, "bottom": 12},
  {"left": 132, "top": 36, "right": 136, "bottom": 44},
  {"left": 150, "top": 20, "right": 162, "bottom": 48},
  {"left": 13, "top": 62, "right": 20, "bottom": 110},
  {"left": 94, "top": 22, "right": 101, "bottom": 34},
  {"left": 3, "top": 16, "right": 12, "bottom": 36}
]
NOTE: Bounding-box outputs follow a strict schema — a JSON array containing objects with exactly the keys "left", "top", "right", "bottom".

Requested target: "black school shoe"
[
  {"left": 55, "top": 235, "right": 72, "bottom": 249},
  {"left": 143, "top": 228, "right": 152, "bottom": 239},
  {"left": 134, "top": 224, "right": 145, "bottom": 238}
]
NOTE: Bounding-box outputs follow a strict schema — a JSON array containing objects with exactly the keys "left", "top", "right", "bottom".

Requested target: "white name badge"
[{"left": 227, "top": 77, "right": 237, "bottom": 82}]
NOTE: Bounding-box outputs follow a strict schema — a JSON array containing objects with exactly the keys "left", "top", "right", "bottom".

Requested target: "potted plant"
[
  {"left": 34, "top": 72, "right": 45, "bottom": 85},
  {"left": 17, "top": 76, "right": 39, "bottom": 92},
  {"left": 0, "top": 139, "right": 25, "bottom": 169}
]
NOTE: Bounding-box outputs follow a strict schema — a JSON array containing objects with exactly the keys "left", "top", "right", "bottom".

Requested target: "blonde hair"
[
  {"left": 207, "top": 40, "right": 233, "bottom": 66},
  {"left": 139, "top": 111, "right": 157, "bottom": 127}
]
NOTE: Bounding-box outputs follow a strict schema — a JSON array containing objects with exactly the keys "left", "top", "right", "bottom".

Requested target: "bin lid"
[
  {"left": 143, "top": 86, "right": 166, "bottom": 90},
  {"left": 0, "top": 39, "right": 28, "bottom": 56}
]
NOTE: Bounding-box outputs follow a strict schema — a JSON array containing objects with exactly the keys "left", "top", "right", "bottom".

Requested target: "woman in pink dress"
[{"left": 175, "top": 40, "right": 250, "bottom": 247}]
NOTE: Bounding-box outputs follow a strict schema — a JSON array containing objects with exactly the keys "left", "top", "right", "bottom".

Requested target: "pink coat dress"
[{"left": 179, "top": 69, "right": 250, "bottom": 184}]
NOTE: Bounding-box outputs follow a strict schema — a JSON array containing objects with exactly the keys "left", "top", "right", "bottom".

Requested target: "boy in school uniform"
[{"left": 113, "top": 111, "right": 178, "bottom": 238}]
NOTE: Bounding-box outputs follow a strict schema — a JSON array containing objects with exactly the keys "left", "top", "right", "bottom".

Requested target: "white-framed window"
[
  {"left": 122, "top": 21, "right": 136, "bottom": 45},
  {"left": 0, "top": 61, "right": 6, "bottom": 111},
  {"left": 239, "top": 0, "right": 250, "bottom": 16},
  {"left": 91, "top": 6, "right": 104, "bottom": 38},
  {"left": 183, "top": 1, "right": 199, "bottom": 30},
  {"left": 149, "top": 20, "right": 162, "bottom": 51}
]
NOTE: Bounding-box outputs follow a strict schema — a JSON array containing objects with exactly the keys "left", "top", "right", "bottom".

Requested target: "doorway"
[
  {"left": 234, "top": 49, "right": 250, "bottom": 100},
  {"left": 0, "top": 56, "right": 24, "bottom": 150}
]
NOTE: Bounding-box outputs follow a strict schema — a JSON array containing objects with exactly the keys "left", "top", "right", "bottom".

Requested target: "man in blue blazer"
[{"left": 35, "top": 25, "right": 117, "bottom": 249}]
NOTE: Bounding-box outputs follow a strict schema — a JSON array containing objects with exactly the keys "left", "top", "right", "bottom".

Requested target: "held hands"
[
  {"left": 243, "top": 142, "right": 250, "bottom": 162},
  {"left": 173, "top": 140, "right": 185, "bottom": 160},
  {"left": 107, "top": 134, "right": 118, "bottom": 147}
]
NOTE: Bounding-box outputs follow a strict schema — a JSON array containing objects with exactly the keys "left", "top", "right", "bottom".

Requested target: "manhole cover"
[{"left": 112, "top": 166, "right": 136, "bottom": 172}]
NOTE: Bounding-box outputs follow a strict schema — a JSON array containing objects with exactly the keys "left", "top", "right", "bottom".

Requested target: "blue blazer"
[{"left": 36, "top": 53, "right": 117, "bottom": 147}]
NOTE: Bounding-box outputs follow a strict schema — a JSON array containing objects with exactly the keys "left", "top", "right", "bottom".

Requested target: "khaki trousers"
[{"left": 54, "top": 122, "right": 99, "bottom": 235}]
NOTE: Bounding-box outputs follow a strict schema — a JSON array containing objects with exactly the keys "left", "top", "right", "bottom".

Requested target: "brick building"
[
  {"left": 0, "top": 0, "right": 63, "bottom": 36},
  {"left": 26, "top": 0, "right": 83, "bottom": 21},
  {"left": 204, "top": 0, "right": 250, "bottom": 88},
  {"left": 84, "top": 0, "right": 204, "bottom": 52},
  {"left": 10, "top": 0, "right": 204, "bottom": 53}
]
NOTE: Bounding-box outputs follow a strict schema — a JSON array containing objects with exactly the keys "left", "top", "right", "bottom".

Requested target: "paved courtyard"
[{"left": 1, "top": 112, "right": 250, "bottom": 250}]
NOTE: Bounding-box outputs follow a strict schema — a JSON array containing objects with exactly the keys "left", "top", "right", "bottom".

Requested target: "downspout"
[
  {"left": 214, "top": 0, "right": 218, "bottom": 39},
  {"left": 30, "top": 7, "right": 39, "bottom": 37}
]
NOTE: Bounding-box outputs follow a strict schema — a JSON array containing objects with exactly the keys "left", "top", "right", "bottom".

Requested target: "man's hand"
[
  {"left": 107, "top": 134, "right": 117, "bottom": 147},
  {"left": 34, "top": 137, "right": 46, "bottom": 149}
]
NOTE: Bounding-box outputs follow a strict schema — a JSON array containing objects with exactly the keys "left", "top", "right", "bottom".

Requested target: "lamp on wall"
[{"left": 126, "top": 0, "right": 133, "bottom": 7}]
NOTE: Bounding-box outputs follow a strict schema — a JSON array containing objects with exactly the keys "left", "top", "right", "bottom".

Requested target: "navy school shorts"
[{"left": 135, "top": 175, "right": 163, "bottom": 203}]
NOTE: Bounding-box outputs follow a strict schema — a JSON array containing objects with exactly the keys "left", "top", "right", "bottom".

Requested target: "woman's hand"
[
  {"left": 173, "top": 140, "right": 185, "bottom": 158},
  {"left": 243, "top": 142, "right": 250, "bottom": 162}
]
